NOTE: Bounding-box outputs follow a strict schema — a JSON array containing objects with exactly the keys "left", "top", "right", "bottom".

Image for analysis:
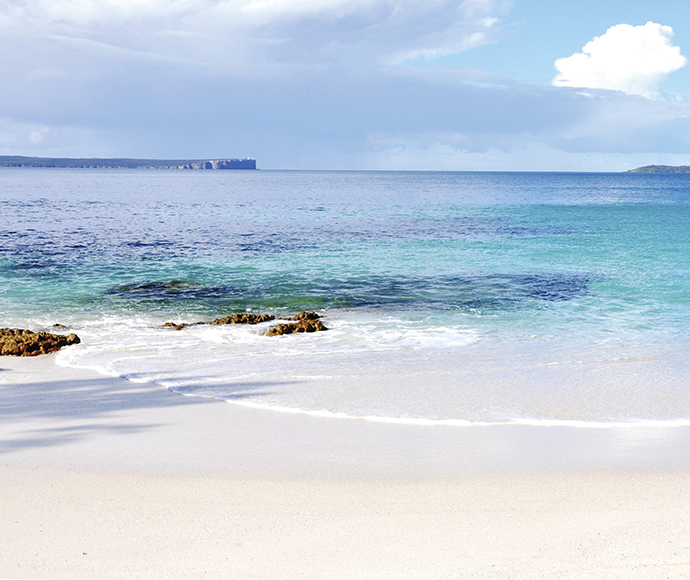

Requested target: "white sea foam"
[
  {"left": 150, "top": 382, "right": 690, "bottom": 428},
  {"left": 54, "top": 310, "right": 690, "bottom": 427}
]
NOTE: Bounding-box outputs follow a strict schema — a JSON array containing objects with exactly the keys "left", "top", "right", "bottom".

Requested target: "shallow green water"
[{"left": 2, "top": 169, "right": 689, "bottom": 423}]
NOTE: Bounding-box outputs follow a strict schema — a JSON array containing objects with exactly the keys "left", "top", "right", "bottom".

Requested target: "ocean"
[{"left": 2, "top": 168, "right": 689, "bottom": 426}]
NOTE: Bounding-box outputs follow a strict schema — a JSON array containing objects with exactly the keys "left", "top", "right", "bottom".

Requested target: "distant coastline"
[
  {"left": 0, "top": 156, "right": 256, "bottom": 170},
  {"left": 628, "top": 165, "right": 690, "bottom": 173}
]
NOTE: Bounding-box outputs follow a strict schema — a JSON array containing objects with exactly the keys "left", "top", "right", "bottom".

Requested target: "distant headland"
[
  {"left": 627, "top": 165, "right": 690, "bottom": 173},
  {"left": 0, "top": 156, "right": 257, "bottom": 170}
]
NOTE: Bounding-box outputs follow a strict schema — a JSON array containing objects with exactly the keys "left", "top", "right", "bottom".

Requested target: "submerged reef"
[
  {"left": 163, "top": 311, "right": 328, "bottom": 335},
  {"left": 0, "top": 328, "right": 80, "bottom": 356}
]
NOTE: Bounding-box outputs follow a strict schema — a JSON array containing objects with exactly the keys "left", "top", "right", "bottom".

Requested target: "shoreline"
[
  {"left": 3, "top": 355, "right": 690, "bottom": 478},
  {"left": 3, "top": 355, "right": 690, "bottom": 578}
]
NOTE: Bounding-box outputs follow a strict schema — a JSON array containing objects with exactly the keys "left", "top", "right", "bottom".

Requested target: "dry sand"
[{"left": 1, "top": 355, "right": 690, "bottom": 579}]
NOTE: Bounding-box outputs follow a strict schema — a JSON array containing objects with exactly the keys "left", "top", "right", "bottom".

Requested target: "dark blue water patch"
[
  {"left": 4, "top": 260, "right": 66, "bottom": 278},
  {"left": 283, "top": 273, "right": 591, "bottom": 310},
  {"left": 297, "top": 206, "right": 327, "bottom": 212},
  {"left": 125, "top": 240, "right": 175, "bottom": 248},
  {"left": 97, "top": 272, "right": 591, "bottom": 313},
  {"left": 106, "top": 280, "right": 226, "bottom": 299},
  {"left": 0, "top": 212, "right": 570, "bottom": 265},
  {"left": 381, "top": 216, "right": 570, "bottom": 240},
  {"left": 509, "top": 274, "right": 589, "bottom": 301},
  {"left": 10, "top": 261, "right": 56, "bottom": 270}
]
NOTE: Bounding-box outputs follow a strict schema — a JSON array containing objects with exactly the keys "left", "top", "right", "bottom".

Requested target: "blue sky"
[
  {"left": 1, "top": 0, "right": 690, "bottom": 170},
  {"left": 444, "top": 1, "right": 690, "bottom": 91}
]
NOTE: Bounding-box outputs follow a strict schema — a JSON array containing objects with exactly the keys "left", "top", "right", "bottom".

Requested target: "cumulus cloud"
[{"left": 553, "top": 22, "right": 687, "bottom": 98}]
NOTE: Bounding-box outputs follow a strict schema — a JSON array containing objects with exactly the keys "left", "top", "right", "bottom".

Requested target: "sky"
[{"left": 1, "top": 0, "right": 690, "bottom": 170}]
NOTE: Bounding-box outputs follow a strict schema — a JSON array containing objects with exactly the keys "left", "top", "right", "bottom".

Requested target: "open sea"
[{"left": 2, "top": 168, "right": 690, "bottom": 426}]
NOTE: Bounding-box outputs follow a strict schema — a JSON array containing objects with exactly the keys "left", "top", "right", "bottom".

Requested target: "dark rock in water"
[
  {"left": 0, "top": 328, "right": 80, "bottom": 356},
  {"left": 267, "top": 319, "right": 328, "bottom": 336},
  {"left": 163, "top": 321, "right": 204, "bottom": 331},
  {"left": 52, "top": 323, "right": 68, "bottom": 329},
  {"left": 163, "top": 311, "right": 325, "bottom": 335},
  {"left": 285, "top": 311, "right": 321, "bottom": 321},
  {"left": 164, "top": 313, "right": 275, "bottom": 330},
  {"left": 209, "top": 313, "right": 275, "bottom": 325}
]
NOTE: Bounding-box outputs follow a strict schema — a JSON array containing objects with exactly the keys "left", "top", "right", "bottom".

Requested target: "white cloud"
[
  {"left": 553, "top": 22, "right": 687, "bottom": 98},
  {"left": 3, "top": 1, "right": 690, "bottom": 171},
  {"left": 0, "top": 0, "right": 508, "bottom": 70}
]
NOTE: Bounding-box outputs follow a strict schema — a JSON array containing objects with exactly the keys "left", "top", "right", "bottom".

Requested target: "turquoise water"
[{"left": 2, "top": 168, "right": 690, "bottom": 424}]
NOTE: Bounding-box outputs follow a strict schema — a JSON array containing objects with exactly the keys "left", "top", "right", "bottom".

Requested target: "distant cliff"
[
  {"left": 628, "top": 165, "right": 690, "bottom": 173},
  {"left": 0, "top": 156, "right": 257, "bottom": 170}
]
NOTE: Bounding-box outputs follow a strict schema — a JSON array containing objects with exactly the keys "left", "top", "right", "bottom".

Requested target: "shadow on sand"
[{"left": 0, "top": 372, "right": 294, "bottom": 453}]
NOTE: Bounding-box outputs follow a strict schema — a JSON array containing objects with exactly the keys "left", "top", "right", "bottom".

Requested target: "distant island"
[
  {"left": 627, "top": 165, "right": 690, "bottom": 173},
  {"left": 0, "top": 156, "right": 257, "bottom": 170}
]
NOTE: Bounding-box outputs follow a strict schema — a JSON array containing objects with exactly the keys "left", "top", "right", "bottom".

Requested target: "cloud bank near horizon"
[{"left": 1, "top": 1, "right": 690, "bottom": 170}]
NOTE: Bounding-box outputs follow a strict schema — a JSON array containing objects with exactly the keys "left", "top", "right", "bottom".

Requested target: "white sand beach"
[{"left": 2, "top": 355, "right": 690, "bottom": 579}]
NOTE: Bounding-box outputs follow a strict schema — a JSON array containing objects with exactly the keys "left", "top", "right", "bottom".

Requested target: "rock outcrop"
[
  {"left": 267, "top": 315, "right": 328, "bottom": 336},
  {"left": 163, "top": 310, "right": 328, "bottom": 336},
  {"left": 162, "top": 321, "right": 201, "bottom": 331},
  {"left": 0, "top": 328, "right": 81, "bottom": 356},
  {"left": 628, "top": 165, "right": 690, "bottom": 173},
  {"left": 164, "top": 313, "right": 275, "bottom": 331},
  {"left": 284, "top": 311, "right": 322, "bottom": 321},
  {"left": 188, "top": 159, "right": 256, "bottom": 170},
  {"left": 209, "top": 313, "right": 275, "bottom": 325},
  {"left": 0, "top": 156, "right": 257, "bottom": 170}
]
